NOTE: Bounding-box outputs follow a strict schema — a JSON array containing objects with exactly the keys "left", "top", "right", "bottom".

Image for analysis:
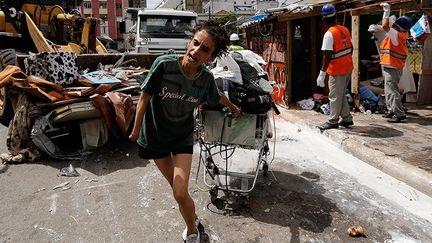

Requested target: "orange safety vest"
[
  {"left": 326, "top": 25, "right": 354, "bottom": 76},
  {"left": 380, "top": 31, "right": 408, "bottom": 69}
]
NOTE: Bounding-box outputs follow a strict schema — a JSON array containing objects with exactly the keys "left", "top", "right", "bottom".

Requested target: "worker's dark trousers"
[
  {"left": 328, "top": 72, "right": 353, "bottom": 125},
  {"left": 383, "top": 66, "right": 405, "bottom": 117}
]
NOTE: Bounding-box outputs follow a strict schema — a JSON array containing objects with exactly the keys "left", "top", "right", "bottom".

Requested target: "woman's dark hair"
[{"left": 193, "top": 20, "right": 229, "bottom": 57}]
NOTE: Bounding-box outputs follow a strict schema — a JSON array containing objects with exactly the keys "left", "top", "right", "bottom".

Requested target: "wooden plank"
[
  {"left": 351, "top": 15, "right": 360, "bottom": 96},
  {"left": 310, "top": 17, "right": 317, "bottom": 94},
  {"left": 351, "top": 15, "right": 360, "bottom": 111},
  {"left": 348, "top": 0, "right": 417, "bottom": 15},
  {"left": 277, "top": 9, "right": 321, "bottom": 22},
  {"left": 285, "top": 20, "right": 293, "bottom": 104},
  {"left": 24, "top": 13, "right": 54, "bottom": 52}
]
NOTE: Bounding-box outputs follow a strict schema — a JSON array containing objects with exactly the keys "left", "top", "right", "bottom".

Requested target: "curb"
[{"left": 277, "top": 107, "right": 432, "bottom": 197}]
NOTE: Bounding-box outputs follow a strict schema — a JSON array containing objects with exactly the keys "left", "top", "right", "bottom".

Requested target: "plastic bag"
[
  {"left": 410, "top": 14, "right": 431, "bottom": 41},
  {"left": 297, "top": 98, "right": 314, "bottom": 110},
  {"left": 215, "top": 55, "right": 243, "bottom": 85},
  {"left": 59, "top": 164, "right": 80, "bottom": 177}
]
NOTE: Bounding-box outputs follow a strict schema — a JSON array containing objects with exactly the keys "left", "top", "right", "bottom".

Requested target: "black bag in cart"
[{"left": 240, "top": 85, "right": 272, "bottom": 114}]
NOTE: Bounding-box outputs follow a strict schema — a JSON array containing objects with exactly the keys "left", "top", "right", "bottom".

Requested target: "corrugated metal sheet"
[{"left": 280, "top": 0, "right": 334, "bottom": 5}]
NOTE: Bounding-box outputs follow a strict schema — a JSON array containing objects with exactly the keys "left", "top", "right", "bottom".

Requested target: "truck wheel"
[{"left": 0, "top": 49, "right": 18, "bottom": 127}]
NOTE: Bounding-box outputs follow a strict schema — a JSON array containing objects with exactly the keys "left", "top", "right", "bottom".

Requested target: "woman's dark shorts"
[{"left": 138, "top": 145, "right": 193, "bottom": 159}]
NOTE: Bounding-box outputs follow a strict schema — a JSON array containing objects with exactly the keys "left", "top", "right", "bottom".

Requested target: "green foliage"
[{"left": 215, "top": 13, "right": 238, "bottom": 33}]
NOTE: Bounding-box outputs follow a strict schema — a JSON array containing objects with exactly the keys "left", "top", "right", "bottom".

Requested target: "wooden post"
[
  {"left": 285, "top": 20, "right": 293, "bottom": 104},
  {"left": 351, "top": 14, "right": 360, "bottom": 110},
  {"left": 311, "top": 17, "right": 317, "bottom": 94}
]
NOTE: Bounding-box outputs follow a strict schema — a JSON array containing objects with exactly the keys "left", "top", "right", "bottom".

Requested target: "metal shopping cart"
[{"left": 195, "top": 108, "right": 275, "bottom": 209}]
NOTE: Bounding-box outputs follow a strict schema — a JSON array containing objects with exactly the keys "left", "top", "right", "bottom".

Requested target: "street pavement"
[
  {"left": 1, "top": 117, "right": 432, "bottom": 242},
  {"left": 277, "top": 103, "right": 432, "bottom": 198}
]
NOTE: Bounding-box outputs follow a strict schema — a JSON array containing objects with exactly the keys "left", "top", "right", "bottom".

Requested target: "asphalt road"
[
  {"left": 0, "top": 125, "right": 8, "bottom": 154},
  {"left": 0, "top": 118, "right": 431, "bottom": 242}
]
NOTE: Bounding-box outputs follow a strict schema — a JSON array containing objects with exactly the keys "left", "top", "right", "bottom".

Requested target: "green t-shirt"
[
  {"left": 138, "top": 54, "right": 221, "bottom": 152},
  {"left": 228, "top": 45, "right": 244, "bottom": 51}
]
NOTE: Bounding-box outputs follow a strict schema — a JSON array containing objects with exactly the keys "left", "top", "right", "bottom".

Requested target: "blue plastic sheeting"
[
  {"left": 250, "top": 13, "right": 269, "bottom": 21},
  {"left": 360, "top": 86, "right": 380, "bottom": 103}
]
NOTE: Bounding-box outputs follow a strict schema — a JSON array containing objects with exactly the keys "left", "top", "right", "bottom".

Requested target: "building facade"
[
  {"left": 81, "top": 0, "right": 129, "bottom": 41},
  {"left": 203, "top": 0, "right": 278, "bottom": 15}
]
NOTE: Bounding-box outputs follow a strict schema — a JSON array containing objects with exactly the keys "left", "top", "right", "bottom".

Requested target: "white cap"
[{"left": 230, "top": 33, "right": 240, "bottom": 41}]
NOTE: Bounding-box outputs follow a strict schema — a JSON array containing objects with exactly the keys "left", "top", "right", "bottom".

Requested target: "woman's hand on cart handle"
[
  {"left": 218, "top": 93, "right": 242, "bottom": 117},
  {"left": 229, "top": 104, "right": 242, "bottom": 117},
  {"left": 129, "top": 129, "right": 139, "bottom": 142}
]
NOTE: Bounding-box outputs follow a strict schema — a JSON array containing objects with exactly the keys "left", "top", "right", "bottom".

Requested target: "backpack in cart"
[
  {"left": 235, "top": 59, "right": 272, "bottom": 114},
  {"left": 214, "top": 77, "right": 272, "bottom": 114}
]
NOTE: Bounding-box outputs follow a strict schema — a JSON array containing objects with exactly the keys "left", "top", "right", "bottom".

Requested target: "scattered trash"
[
  {"left": 297, "top": 98, "right": 315, "bottom": 110},
  {"left": 35, "top": 187, "right": 46, "bottom": 193},
  {"left": 347, "top": 226, "right": 365, "bottom": 237},
  {"left": 53, "top": 182, "right": 69, "bottom": 190},
  {"left": 126, "top": 153, "right": 130, "bottom": 157},
  {"left": 85, "top": 178, "right": 98, "bottom": 183},
  {"left": 333, "top": 228, "right": 337, "bottom": 232},
  {"left": 62, "top": 186, "right": 72, "bottom": 191},
  {"left": 0, "top": 163, "right": 8, "bottom": 173},
  {"left": 264, "top": 208, "right": 271, "bottom": 213},
  {"left": 359, "top": 105, "right": 373, "bottom": 118},
  {"left": 70, "top": 216, "right": 78, "bottom": 224},
  {"left": 320, "top": 103, "right": 331, "bottom": 115},
  {"left": 58, "top": 164, "right": 80, "bottom": 177}
]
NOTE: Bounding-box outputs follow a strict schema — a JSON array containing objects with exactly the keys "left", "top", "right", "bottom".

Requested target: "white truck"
[{"left": 128, "top": 8, "right": 197, "bottom": 54}]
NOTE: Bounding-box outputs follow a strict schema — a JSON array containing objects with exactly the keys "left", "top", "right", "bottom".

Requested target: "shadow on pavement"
[
  {"left": 34, "top": 139, "right": 149, "bottom": 176},
  {"left": 405, "top": 116, "right": 432, "bottom": 126},
  {"left": 204, "top": 170, "right": 341, "bottom": 243},
  {"left": 345, "top": 125, "right": 403, "bottom": 138}
]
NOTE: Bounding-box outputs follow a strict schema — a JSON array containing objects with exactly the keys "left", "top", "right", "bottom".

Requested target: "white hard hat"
[{"left": 230, "top": 33, "right": 240, "bottom": 41}]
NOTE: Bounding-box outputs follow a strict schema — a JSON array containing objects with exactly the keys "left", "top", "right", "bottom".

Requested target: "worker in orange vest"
[
  {"left": 369, "top": 3, "right": 412, "bottom": 123},
  {"left": 316, "top": 3, "right": 354, "bottom": 131}
]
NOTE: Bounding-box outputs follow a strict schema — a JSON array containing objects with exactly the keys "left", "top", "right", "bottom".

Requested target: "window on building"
[
  {"left": 116, "top": 3, "right": 122, "bottom": 9},
  {"left": 100, "top": 14, "right": 108, "bottom": 20},
  {"left": 100, "top": 2, "right": 107, "bottom": 8},
  {"left": 83, "top": 1, "right": 91, "bottom": 8}
]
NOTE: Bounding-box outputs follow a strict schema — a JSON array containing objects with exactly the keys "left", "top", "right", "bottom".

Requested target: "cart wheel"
[
  {"left": 209, "top": 188, "right": 218, "bottom": 203},
  {"left": 262, "top": 163, "right": 269, "bottom": 177},
  {"left": 239, "top": 195, "right": 249, "bottom": 206}
]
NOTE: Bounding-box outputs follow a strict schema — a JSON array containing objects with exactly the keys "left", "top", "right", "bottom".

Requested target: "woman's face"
[{"left": 184, "top": 30, "right": 216, "bottom": 67}]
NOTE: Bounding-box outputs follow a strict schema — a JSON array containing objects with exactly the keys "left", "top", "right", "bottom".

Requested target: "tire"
[
  {"left": 0, "top": 49, "right": 18, "bottom": 127},
  {"left": 262, "top": 163, "right": 268, "bottom": 177},
  {"left": 209, "top": 188, "right": 218, "bottom": 204}
]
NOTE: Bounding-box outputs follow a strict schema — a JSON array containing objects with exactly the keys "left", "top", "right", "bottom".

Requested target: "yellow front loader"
[{"left": 0, "top": 0, "right": 108, "bottom": 125}]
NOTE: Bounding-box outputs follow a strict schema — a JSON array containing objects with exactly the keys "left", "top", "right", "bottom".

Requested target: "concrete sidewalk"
[{"left": 277, "top": 104, "right": 432, "bottom": 197}]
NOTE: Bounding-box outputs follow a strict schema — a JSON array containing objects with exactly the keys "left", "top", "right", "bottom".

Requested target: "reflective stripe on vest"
[
  {"left": 380, "top": 31, "right": 408, "bottom": 69},
  {"left": 326, "top": 25, "right": 354, "bottom": 76},
  {"left": 331, "top": 47, "right": 353, "bottom": 59}
]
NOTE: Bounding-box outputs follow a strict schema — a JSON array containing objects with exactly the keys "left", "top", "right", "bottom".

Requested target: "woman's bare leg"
[
  {"left": 154, "top": 154, "right": 197, "bottom": 235},
  {"left": 173, "top": 154, "right": 197, "bottom": 235},
  {"left": 154, "top": 156, "right": 175, "bottom": 187}
]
